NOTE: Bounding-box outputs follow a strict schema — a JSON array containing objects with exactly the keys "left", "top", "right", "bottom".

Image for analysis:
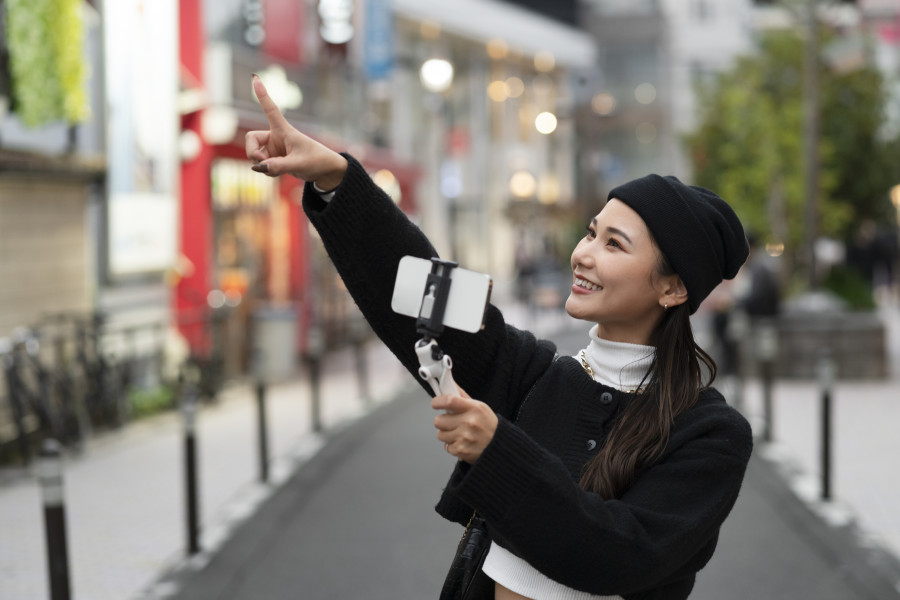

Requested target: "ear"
[{"left": 657, "top": 274, "right": 688, "bottom": 310}]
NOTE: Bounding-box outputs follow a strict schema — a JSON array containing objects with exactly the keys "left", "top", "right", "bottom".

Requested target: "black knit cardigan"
[{"left": 302, "top": 155, "right": 753, "bottom": 600}]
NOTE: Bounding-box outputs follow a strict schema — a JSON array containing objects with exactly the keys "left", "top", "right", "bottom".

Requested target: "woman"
[{"left": 247, "top": 75, "right": 752, "bottom": 600}]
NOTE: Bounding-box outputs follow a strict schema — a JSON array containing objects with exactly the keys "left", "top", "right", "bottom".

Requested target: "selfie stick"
[{"left": 414, "top": 259, "right": 461, "bottom": 396}]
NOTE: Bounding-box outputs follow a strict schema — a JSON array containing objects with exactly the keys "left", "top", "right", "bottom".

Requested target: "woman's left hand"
[{"left": 432, "top": 389, "right": 499, "bottom": 464}]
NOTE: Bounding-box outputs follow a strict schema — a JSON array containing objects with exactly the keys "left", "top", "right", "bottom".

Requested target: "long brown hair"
[{"left": 578, "top": 253, "right": 717, "bottom": 499}]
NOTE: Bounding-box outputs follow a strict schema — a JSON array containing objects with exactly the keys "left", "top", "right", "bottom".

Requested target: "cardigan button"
[
  {"left": 587, "top": 439, "right": 597, "bottom": 451},
  {"left": 600, "top": 392, "right": 613, "bottom": 405}
]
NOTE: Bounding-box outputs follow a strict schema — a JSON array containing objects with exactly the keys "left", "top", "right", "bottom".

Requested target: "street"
[{"left": 159, "top": 324, "right": 900, "bottom": 600}]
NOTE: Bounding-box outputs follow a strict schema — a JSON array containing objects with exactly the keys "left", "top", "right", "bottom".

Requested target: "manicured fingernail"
[
  {"left": 252, "top": 73, "right": 259, "bottom": 79},
  {"left": 251, "top": 163, "right": 269, "bottom": 173}
]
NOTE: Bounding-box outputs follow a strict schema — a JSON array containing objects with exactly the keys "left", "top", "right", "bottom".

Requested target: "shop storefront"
[
  {"left": 193, "top": 144, "right": 418, "bottom": 376},
  {"left": 208, "top": 156, "right": 290, "bottom": 375}
]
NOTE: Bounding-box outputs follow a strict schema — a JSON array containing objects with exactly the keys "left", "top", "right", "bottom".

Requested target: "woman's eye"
[
  {"left": 585, "top": 226, "right": 596, "bottom": 239},
  {"left": 607, "top": 238, "right": 621, "bottom": 249}
]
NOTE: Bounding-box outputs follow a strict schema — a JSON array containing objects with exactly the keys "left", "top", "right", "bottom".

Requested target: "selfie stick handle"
[
  {"left": 415, "top": 339, "right": 458, "bottom": 396},
  {"left": 414, "top": 258, "right": 460, "bottom": 396}
]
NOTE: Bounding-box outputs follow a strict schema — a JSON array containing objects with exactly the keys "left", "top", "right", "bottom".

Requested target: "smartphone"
[{"left": 391, "top": 256, "right": 493, "bottom": 334}]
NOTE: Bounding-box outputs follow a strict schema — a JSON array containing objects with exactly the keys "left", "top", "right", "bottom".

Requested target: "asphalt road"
[
  {"left": 167, "top": 386, "right": 462, "bottom": 600},
  {"left": 166, "top": 327, "right": 900, "bottom": 599}
]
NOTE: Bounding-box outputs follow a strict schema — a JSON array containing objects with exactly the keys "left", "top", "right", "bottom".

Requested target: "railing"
[{"left": 0, "top": 309, "right": 227, "bottom": 465}]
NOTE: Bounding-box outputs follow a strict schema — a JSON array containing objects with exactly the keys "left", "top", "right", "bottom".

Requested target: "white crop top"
[{"left": 481, "top": 326, "right": 654, "bottom": 599}]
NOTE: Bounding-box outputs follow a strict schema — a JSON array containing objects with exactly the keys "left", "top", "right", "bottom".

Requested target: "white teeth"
[{"left": 575, "top": 277, "right": 599, "bottom": 291}]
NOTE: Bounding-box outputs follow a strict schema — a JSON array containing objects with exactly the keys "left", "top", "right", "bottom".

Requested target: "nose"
[{"left": 571, "top": 239, "right": 594, "bottom": 270}]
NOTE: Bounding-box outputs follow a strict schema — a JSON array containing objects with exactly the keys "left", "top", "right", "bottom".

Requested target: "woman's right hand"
[{"left": 245, "top": 75, "right": 348, "bottom": 189}]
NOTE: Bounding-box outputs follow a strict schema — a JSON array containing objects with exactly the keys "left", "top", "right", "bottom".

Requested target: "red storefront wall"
[{"left": 178, "top": 0, "right": 420, "bottom": 367}]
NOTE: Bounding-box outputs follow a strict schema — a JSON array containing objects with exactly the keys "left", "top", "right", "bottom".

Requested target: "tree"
[{"left": 686, "top": 28, "right": 900, "bottom": 273}]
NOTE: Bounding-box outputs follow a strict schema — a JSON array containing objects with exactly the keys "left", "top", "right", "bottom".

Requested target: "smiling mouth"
[{"left": 574, "top": 277, "right": 600, "bottom": 291}]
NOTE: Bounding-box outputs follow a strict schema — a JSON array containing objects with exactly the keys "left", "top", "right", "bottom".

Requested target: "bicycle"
[{"left": 0, "top": 328, "right": 77, "bottom": 462}]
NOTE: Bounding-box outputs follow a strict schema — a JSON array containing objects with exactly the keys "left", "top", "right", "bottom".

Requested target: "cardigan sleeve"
[
  {"left": 448, "top": 400, "right": 753, "bottom": 596},
  {"left": 301, "top": 154, "right": 556, "bottom": 414}
]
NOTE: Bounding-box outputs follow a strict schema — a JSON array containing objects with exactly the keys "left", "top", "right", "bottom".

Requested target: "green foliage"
[
  {"left": 821, "top": 264, "right": 876, "bottom": 310},
  {"left": 129, "top": 385, "right": 176, "bottom": 418},
  {"left": 686, "top": 28, "right": 900, "bottom": 265},
  {"left": 5, "top": 0, "right": 90, "bottom": 127}
]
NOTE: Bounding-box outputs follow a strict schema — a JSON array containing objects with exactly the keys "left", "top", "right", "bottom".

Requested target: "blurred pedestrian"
[
  {"left": 706, "top": 280, "right": 739, "bottom": 376},
  {"left": 846, "top": 219, "right": 878, "bottom": 288},
  {"left": 873, "top": 227, "right": 899, "bottom": 304},
  {"left": 246, "top": 76, "right": 752, "bottom": 600},
  {"left": 736, "top": 233, "right": 780, "bottom": 321}
]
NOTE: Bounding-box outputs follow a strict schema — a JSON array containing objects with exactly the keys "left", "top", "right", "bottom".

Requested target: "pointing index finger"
[{"left": 252, "top": 75, "right": 289, "bottom": 129}]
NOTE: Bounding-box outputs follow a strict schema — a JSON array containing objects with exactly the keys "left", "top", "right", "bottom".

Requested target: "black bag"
[
  {"left": 440, "top": 353, "right": 558, "bottom": 599},
  {"left": 439, "top": 512, "right": 494, "bottom": 600}
]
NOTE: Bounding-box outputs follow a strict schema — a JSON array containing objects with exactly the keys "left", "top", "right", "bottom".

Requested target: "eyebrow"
[{"left": 591, "top": 218, "right": 633, "bottom": 246}]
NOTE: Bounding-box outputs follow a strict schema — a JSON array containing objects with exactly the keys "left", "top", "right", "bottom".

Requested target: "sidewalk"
[
  {"left": 0, "top": 337, "right": 410, "bottom": 600},
  {"left": 702, "top": 302, "right": 900, "bottom": 567}
]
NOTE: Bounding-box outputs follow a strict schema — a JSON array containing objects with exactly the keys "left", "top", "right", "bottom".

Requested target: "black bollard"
[
  {"left": 309, "top": 355, "right": 323, "bottom": 433},
  {"left": 728, "top": 310, "right": 749, "bottom": 413},
  {"left": 818, "top": 348, "right": 836, "bottom": 501},
  {"left": 756, "top": 320, "right": 778, "bottom": 443},
  {"left": 182, "top": 381, "right": 200, "bottom": 555},
  {"left": 307, "top": 325, "right": 324, "bottom": 433},
  {"left": 256, "top": 379, "right": 269, "bottom": 483},
  {"left": 761, "top": 361, "right": 774, "bottom": 442},
  {"left": 353, "top": 333, "right": 371, "bottom": 404},
  {"left": 40, "top": 439, "right": 71, "bottom": 600}
]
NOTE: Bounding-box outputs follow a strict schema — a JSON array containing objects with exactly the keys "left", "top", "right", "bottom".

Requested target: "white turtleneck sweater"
[{"left": 481, "top": 325, "right": 655, "bottom": 600}]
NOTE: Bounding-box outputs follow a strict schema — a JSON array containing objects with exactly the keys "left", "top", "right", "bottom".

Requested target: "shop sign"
[{"left": 109, "top": 193, "right": 177, "bottom": 276}]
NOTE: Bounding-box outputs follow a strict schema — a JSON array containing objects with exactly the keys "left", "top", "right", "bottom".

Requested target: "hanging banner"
[
  {"left": 263, "top": 0, "right": 305, "bottom": 63},
  {"left": 363, "top": 0, "right": 394, "bottom": 80}
]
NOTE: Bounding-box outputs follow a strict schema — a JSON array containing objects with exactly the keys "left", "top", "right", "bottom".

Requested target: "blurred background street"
[{"left": 2, "top": 0, "right": 900, "bottom": 598}]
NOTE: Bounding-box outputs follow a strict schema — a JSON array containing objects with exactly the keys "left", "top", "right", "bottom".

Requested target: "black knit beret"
[{"left": 608, "top": 174, "right": 749, "bottom": 314}]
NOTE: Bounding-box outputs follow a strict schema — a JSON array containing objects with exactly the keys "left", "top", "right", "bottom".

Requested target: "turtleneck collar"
[{"left": 575, "top": 324, "right": 655, "bottom": 391}]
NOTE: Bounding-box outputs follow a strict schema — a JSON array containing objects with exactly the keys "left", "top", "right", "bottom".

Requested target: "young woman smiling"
[{"left": 247, "top": 75, "right": 752, "bottom": 600}]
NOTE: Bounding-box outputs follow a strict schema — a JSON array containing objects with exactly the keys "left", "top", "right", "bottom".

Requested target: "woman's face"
[{"left": 565, "top": 199, "right": 676, "bottom": 344}]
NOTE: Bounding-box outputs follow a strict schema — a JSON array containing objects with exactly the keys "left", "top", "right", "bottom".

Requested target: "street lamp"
[
  {"left": 202, "top": 106, "right": 239, "bottom": 145},
  {"left": 420, "top": 58, "right": 454, "bottom": 93},
  {"left": 319, "top": 0, "right": 355, "bottom": 45},
  {"left": 534, "top": 51, "right": 555, "bottom": 73},
  {"left": 509, "top": 171, "right": 537, "bottom": 199},
  {"left": 256, "top": 65, "right": 303, "bottom": 111},
  {"left": 535, "top": 111, "right": 558, "bottom": 135},
  {"left": 635, "top": 83, "right": 657, "bottom": 105},
  {"left": 488, "top": 80, "right": 509, "bottom": 102},
  {"left": 592, "top": 93, "right": 616, "bottom": 116}
]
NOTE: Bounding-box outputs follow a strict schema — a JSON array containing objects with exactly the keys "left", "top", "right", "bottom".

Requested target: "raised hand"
[{"left": 245, "top": 75, "right": 347, "bottom": 189}]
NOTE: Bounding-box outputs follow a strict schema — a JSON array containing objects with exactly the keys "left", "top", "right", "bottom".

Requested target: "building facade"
[
  {"left": 175, "top": 0, "right": 595, "bottom": 374},
  {"left": 576, "top": 0, "right": 755, "bottom": 208},
  {"left": 0, "top": 1, "right": 107, "bottom": 336}
]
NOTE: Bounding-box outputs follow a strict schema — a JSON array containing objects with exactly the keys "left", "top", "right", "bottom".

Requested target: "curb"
[{"left": 754, "top": 443, "right": 900, "bottom": 599}]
